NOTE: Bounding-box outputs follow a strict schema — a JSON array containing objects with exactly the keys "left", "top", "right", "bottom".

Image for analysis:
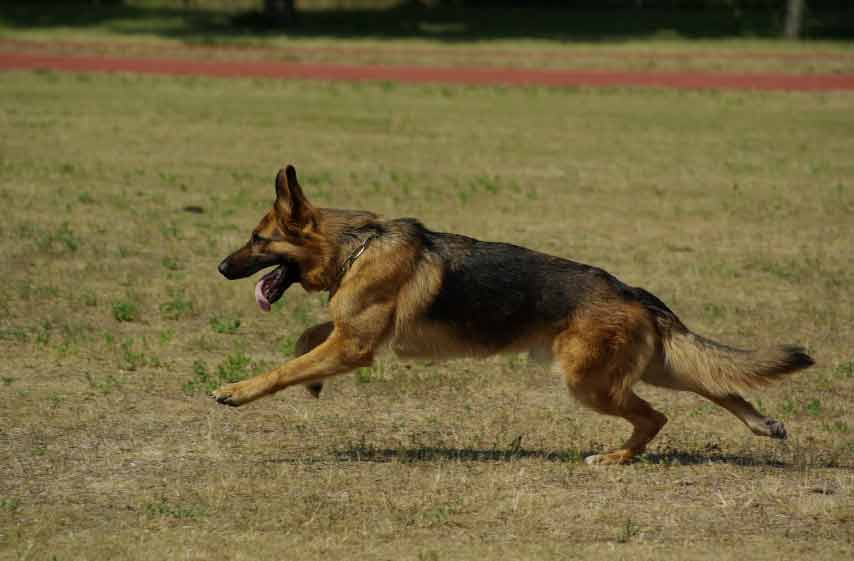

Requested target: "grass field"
[{"left": 1, "top": 54, "right": 854, "bottom": 560}]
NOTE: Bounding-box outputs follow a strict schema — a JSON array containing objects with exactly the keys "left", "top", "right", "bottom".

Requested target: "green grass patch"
[
  {"left": 112, "top": 300, "right": 139, "bottom": 322},
  {"left": 144, "top": 499, "right": 205, "bottom": 520},
  {"left": 0, "top": 498, "right": 20, "bottom": 512},
  {"left": 183, "top": 352, "right": 264, "bottom": 394},
  {"left": 35, "top": 222, "right": 80, "bottom": 253},
  {"left": 159, "top": 288, "right": 194, "bottom": 320},
  {"left": 209, "top": 315, "right": 241, "bottom": 334}
]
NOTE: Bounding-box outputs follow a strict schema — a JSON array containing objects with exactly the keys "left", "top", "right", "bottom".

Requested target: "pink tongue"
[{"left": 254, "top": 278, "right": 271, "bottom": 312}]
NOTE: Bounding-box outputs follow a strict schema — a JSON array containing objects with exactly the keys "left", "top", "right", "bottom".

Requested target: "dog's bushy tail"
[{"left": 660, "top": 325, "right": 814, "bottom": 396}]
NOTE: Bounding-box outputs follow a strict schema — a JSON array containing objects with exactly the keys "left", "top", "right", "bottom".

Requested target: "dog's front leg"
[
  {"left": 210, "top": 329, "right": 372, "bottom": 406},
  {"left": 211, "top": 305, "right": 393, "bottom": 407}
]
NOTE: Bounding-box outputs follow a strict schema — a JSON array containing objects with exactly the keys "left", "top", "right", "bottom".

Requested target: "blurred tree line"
[
  {"left": 264, "top": 0, "right": 825, "bottom": 38},
  {"left": 454, "top": 1, "right": 814, "bottom": 37},
  {"left": 263, "top": 0, "right": 297, "bottom": 26},
  {"left": 17, "top": 0, "right": 846, "bottom": 39}
]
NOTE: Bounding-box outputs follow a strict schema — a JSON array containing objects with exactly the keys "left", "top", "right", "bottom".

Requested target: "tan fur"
[
  {"left": 552, "top": 302, "right": 666, "bottom": 464},
  {"left": 636, "top": 293, "right": 811, "bottom": 390},
  {"left": 655, "top": 332, "right": 808, "bottom": 394}
]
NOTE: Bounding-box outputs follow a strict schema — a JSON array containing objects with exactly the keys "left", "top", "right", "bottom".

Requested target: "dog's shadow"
[{"left": 267, "top": 446, "right": 792, "bottom": 468}]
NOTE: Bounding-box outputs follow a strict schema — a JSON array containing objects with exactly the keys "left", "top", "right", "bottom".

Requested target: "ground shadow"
[
  {"left": 261, "top": 445, "right": 803, "bottom": 468},
  {"left": 641, "top": 450, "right": 787, "bottom": 468},
  {"left": 2, "top": 2, "right": 852, "bottom": 43},
  {"left": 333, "top": 445, "right": 581, "bottom": 464}
]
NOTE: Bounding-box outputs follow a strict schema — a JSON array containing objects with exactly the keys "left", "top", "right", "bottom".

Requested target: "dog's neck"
[
  {"left": 328, "top": 228, "right": 382, "bottom": 296},
  {"left": 308, "top": 208, "right": 382, "bottom": 292}
]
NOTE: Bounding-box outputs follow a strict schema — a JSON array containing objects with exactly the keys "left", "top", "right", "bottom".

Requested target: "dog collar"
[{"left": 330, "top": 232, "right": 380, "bottom": 296}]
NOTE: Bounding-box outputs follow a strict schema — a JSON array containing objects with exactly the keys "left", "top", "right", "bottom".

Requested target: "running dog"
[{"left": 215, "top": 165, "right": 814, "bottom": 464}]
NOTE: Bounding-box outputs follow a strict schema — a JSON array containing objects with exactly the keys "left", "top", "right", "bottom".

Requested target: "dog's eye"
[{"left": 251, "top": 233, "right": 262, "bottom": 245}]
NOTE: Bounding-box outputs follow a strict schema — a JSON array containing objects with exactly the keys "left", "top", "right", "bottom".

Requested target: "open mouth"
[{"left": 254, "top": 262, "right": 299, "bottom": 312}]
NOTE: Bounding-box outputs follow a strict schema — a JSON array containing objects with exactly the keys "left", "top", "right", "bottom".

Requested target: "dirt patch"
[{"left": 2, "top": 50, "right": 854, "bottom": 91}]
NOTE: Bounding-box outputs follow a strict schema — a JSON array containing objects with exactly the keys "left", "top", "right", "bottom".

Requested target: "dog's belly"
[
  {"left": 390, "top": 318, "right": 552, "bottom": 361},
  {"left": 391, "top": 320, "right": 497, "bottom": 359}
]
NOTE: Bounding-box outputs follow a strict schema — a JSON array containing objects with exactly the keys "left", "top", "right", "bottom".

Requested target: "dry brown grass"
[{"left": 0, "top": 68, "right": 853, "bottom": 560}]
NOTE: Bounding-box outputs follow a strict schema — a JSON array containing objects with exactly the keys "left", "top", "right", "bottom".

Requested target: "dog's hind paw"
[
  {"left": 584, "top": 454, "right": 605, "bottom": 465},
  {"left": 750, "top": 417, "right": 787, "bottom": 439},
  {"left": 584, "top": 450, "right": 634, "bottom": 465},
  {"left": 766, "top": 419, "right": 787, "bottom": 440}
]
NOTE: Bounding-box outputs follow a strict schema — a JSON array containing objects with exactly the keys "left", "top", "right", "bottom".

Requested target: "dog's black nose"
[{"left": 217, "top": 259, "right": 230, "bottom": 278}]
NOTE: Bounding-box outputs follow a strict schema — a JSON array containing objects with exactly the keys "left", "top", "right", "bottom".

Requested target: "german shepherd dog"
[{"left": 215, "top": 165, "right": 814, "bottom": 465}]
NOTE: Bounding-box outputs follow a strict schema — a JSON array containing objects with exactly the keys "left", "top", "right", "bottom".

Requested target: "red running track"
[{"left": 2, "top": 51, "right": 854, "bottom": 92}]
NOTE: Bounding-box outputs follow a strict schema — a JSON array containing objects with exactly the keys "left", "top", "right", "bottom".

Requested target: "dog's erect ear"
[{"left": 274, "top": 165, "right": 314, "bottom": 226}]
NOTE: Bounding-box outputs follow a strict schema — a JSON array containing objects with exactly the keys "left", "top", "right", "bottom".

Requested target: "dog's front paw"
[{"left": 211, "top": 381, "right": 257, "bottom": 407}]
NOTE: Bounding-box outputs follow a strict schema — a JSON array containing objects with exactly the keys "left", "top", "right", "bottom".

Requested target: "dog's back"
[{"left": 392, "top": 219, "right": 664, "bottom": 355}]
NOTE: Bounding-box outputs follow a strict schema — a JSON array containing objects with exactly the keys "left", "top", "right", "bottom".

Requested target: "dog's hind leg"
[
  {"left": 295, "top": 322, "right": 334, "bottom": 398},
  {"left": 556, "top": 303, "right": 667, "bottom": 465},
  {"left": 642, "top": 370, "right": 787, "bottom": 439},
  {"left": 575, "top": 391, "right": 668, "bottom": 465},
  {"left": 701, "top": 392, "right": 786, "bottom": 439}
]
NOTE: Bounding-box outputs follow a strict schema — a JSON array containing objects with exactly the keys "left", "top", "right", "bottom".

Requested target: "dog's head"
[{"left": 218, "top": 165, "right": 326, "bottom": 311}]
